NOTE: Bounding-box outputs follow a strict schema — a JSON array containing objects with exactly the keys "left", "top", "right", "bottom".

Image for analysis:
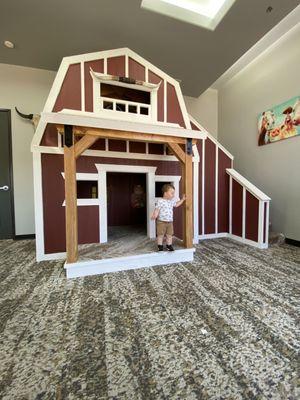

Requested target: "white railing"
[
  {"left": 100, "top": 97, "right": 151, "bottom": 119},
  {"left": 227, "top": 168, "right": 271, "bottom": 249}
]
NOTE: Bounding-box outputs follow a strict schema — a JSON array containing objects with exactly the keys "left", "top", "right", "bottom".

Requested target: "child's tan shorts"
[{"left": 156, "top": 220, "right": 174, "bottom": 236}]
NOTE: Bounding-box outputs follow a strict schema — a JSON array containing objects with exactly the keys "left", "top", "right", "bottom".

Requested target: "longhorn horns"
[{"left": 15, "top": 107, "right": 34, "bottom": 120}]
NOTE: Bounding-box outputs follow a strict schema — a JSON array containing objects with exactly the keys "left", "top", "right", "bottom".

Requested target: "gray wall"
[
  {"left": 218, "top": 25, "right": 300, "bottom": 240},
  {"left": 184, "top": 88, "right": 218, "bottom": 138},
  {"left": 0, "top": 63, "right": 55, "bottom": 235}
]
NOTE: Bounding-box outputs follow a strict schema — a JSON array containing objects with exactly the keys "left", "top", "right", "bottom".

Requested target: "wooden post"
[
  {"left": 63, "top": 125, "right": 78, "bottom": 263},
  {"left": 183, "top": 139, "right": 193, "bottom": 248}
]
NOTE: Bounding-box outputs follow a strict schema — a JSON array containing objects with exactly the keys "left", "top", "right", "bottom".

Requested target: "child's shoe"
[
  {"left": 158, "top": 245, "right": 164, "bottom": 251},
  {"left": 166, "top": 245, "right": 174, "bottom": 251}
]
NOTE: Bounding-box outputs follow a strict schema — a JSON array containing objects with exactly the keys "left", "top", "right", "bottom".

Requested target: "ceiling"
[{"left": 0, "top": 0, "right": 299, "bottom": 96}]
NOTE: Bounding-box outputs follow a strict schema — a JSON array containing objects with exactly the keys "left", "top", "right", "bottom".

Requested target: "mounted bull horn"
[
  {"left": 15, "top": 107, "right": 34, "bottom": 120},
  {"left": 15, "top": 107, "right": 41, "bottom": 131}
]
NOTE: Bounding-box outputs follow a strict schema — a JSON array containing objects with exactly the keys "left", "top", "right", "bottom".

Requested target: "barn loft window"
[{"left": 90, "top": 69, "right": 161, "bottom": 122}]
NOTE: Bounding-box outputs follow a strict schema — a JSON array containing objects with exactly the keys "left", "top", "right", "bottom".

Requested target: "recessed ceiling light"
[
  {"left": 4, "top": 40, "right": 15, "bottom": 49},
  {"left": 141, "top": 0, "right": 237, "bottom": 30}
]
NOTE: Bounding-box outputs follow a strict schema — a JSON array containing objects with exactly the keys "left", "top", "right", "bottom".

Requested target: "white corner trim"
[
  {"left": 65, "top": 247, "right": 195, "bottom": 278},
  {"left": 226, "top": 169, "right": 271, "bottom": 201},
  {"left": 32, "top": 152, "right": 45, "bottom": 262}
]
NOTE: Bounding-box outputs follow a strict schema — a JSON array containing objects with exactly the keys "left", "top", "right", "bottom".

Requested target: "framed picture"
[{"left": 258, "top": 96, "right": 300, "bottom": 146}]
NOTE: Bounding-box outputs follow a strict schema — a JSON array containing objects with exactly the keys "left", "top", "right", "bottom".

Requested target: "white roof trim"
[
  {"left": 189, "top": 114, "right": 234, "bottom": 160},
  {"left": 40, "top": 111, "right": 206, "bottom": 140},
  {"left": 226, "top": 168, "right": 271, "bottom": 201}
]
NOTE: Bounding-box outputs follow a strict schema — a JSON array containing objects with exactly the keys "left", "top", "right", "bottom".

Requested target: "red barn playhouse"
[{"left": 31, "top": 48, "right": 271, "bottom": 278}]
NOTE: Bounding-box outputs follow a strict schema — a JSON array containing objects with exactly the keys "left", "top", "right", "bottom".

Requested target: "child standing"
[{"left": 151, "top": 183, "right": 186, "bottom": 251}]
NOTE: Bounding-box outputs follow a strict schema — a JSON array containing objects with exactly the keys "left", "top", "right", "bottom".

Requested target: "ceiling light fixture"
[
  {"left": 141, "top": 0, "right": 237, "bottom": 30},
  {"left": 4, "top": 40, "right": 15, "bottom": 49}
]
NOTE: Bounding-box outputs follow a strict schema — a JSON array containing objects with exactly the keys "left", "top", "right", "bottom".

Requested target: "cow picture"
[{"left": 258, "top": 95, "right": 300, "bottom": 146}]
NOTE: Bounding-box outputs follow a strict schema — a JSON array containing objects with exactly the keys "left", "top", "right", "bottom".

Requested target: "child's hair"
[{"left": 162, "top": 183, "right": 175, "bottom": 194}]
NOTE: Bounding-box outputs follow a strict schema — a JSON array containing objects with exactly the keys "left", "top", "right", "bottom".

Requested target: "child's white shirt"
[{"left": 155, "top": 197, "right": 178, "bottom": 222}]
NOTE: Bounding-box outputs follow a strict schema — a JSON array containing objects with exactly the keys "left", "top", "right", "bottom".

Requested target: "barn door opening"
[{"left": 106, "top": 172, "right": 147, "bottom": 240}]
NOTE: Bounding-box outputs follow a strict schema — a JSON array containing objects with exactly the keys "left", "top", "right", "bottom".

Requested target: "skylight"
[{"left": 141, "top": 0, "right": 237, "bottom": 30}]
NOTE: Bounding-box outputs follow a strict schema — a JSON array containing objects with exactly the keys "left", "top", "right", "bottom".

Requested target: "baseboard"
[
  {"left": 14, "top": 234, "right": 36, "bottom": 240},
  {"left": 199, "top": 232, "right": 268, "bottom": 249},
  {"left": 285, "top": 238, "right": 300, "bottom": 247}
]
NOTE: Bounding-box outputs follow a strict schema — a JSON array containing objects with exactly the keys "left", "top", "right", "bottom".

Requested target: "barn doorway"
[{"left": 106, "top": 172, "right": 147, "bottom": 240}]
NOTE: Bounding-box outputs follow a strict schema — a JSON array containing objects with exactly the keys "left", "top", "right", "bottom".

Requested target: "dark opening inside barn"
[{"left": 107, "top": 172, "right": 147, "bottom": 239}]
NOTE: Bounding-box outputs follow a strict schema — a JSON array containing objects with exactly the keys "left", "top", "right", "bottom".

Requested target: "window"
[
  {"left": 77, "top": 181, "right": 98, "bottom": 199},
  {"left": 101, "top": 83, "right": 150, "bottom": 104},
  {"left": 155, "top": 181, "right": 172, "bottom": 197}
]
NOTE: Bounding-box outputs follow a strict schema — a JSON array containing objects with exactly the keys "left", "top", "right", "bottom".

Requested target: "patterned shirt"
[{"left": 155, "top": 197, "right": 177, "bottom": 222}]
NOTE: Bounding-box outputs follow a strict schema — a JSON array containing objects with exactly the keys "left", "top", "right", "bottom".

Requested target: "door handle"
[{"left": 0, "top": 185, "right": 9, "bottom": 191}]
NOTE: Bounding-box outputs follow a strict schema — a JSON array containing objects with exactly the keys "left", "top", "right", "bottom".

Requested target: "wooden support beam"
[
  {"left": 63, "top": 125, "right": 78, "bottom": 263},
  {"left": 56, "top": 125, "right": 196, "bottom": 145},
  {"left": 167, "top": 143, "right": 185, "bottom": 164},
  {"left": 74, "top": 134, "right": 99, "bottom": 159}
]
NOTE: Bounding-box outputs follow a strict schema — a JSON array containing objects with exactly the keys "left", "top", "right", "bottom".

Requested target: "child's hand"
[
  {"left": 182, "top": 194, "right": 186, "bottom": 201},
  {"left": 151, "top": 214, "right": 157, "bottom": 220}
]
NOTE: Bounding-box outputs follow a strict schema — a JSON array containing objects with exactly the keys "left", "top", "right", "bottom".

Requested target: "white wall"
[
  {"left": 218, "top": 25, "right": 300, "bottom": 240},
  {"left": 0, "top": 64, "right": 55, "bottom": 235},
  {"left": 184, "top": 88, "right": 218, "bottom": 138}
]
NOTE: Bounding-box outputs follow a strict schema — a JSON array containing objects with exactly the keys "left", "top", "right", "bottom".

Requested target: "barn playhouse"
[{"left": 31, "top": 48, "right": 271, "bottom": 278}]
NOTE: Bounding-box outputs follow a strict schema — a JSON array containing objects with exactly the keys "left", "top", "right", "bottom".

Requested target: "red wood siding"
[
  {"left": 129, "top": 141, "right": 146, "bottom": 153},
  {"left": 128, "top": 58, "right": 145, "bottom": 81},
  {"left": 41, "top": 154, "right": 99, "bottom": 254},
  {"left": 245, "top": 191, "right": 259, "bottom": 242},
  {"left": 108, "top": 140, "right": 126, "bottom": 152},
  {"left": 53, "top": 64, "right": 81, "bottom": 112},
  {"left": 84, "top": 59, "right": 104, "bottom": 112},
  {"left": 167, "top": 83, "right": 186, "bottom": 128},
  {"left": 204, "top": 138, "right": 216, "bottom": 234},
  {"left": 197, "top": 140, "right": 203, "bottom": 235},
  {"left": 232, "top": 179, "right": 243, "bottom": 237},
  {"left": 90, "top": 139, "right": 106, "bottom": 151},
  {"left": 107, "top": 56, "right": 125, "bottom": 76},
  {"left": 40, "top": 124, "right": 58, "bottom": 147},
  {"left": 148, "top": 143, "right": 164, "bottom": 155},
  {"left": 148, "top": 71, "right": 164, "bottom": 122},
  {"left": 218, "top": 149, "right": 231, "bottom": 233}
]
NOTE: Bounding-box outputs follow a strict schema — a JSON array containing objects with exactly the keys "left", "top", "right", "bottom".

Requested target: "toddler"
[{"left": 151, "top": 183, "right": 186, "bottom": 251}]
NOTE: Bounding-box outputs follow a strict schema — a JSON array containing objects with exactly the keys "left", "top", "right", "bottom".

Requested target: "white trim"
[
  {"left": 126, "top": 140, "right": 130, "bottom": 153},
  {"left": 265, "top": 202, "right": 270, "bottom": 245},
  {"left": 125, "top": 54, "right": 129, "bottom": 78},
  {"left": 163, "top": 80, "right": 167, "bottom": 123},
  {"left": 229, "top": 175, "right": 232, "bottom": 234},
  {"left": 189, "top": 114, "right": 234, "bottom": 160},
  {"left": 258, "top": 200, "right": 264, "bottom": 246},
  {"left": 95, "top": 164, "right": 157, "bottom": 243},
  {"left": 215, "top": 144, "right": 218, "bottom": 234},
  {"left": 40, "top": 252, "right": 67, "bottom": 261},
  {"left": 80, "top": 62, "right": 85, "bottom": 111},
  {"left": 32, "top": 152, "right": 45, "bottom": 262},
  {"left": 40, "top": 111, "right": 204, "bottom": 140},
  {"left": 202, "top": 137, "right": 205, "bottom": 235},
  {"left": 226, "top": 169, "right": 271, "bottom": 201},
  {"left": 242, "top": 187, "right": 246, "bottom": 240},
  {"left": 65, "top": 247, "right": 195, "bottom": 279},
  {"left": 154, "top": 175, "right": 181, "bottom": 200},
  {"left": 105, "top": 138, "right": 108, "bottom": 151},
  {"left": 32, "top": 145, "right": 179, "bottom": 161},
  {"left": 62, "top": 199, "right": 99, "bottom": 206},
  {"left": 61, "top": 172, "right": 98, "bottom": 181},
  {"left": 198, "top": 232, "right": 268, "bottom": 249},
  {"left": 193, "top": 145, "right": 200, "bottom": 243}
]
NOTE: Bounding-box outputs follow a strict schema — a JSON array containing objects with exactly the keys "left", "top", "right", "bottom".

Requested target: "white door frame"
[{"left": 96, "top": 164, "right": 157, "bottom": 243}]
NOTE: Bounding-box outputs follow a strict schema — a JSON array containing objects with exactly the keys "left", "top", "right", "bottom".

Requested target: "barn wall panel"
[
  {"left": 148, "top": 70, "right": 164, "bottom": 122},
  {"left": 107, "top": 56, "right": 125, "bottom": 76},
  {"left": 245, "top": 191, "right": 259, "bottom": 242},
  {"left": 218, "top": 149, "right": 231, "bottom": 233},
  {"left": 84, "top": 59, "right": 104, "bottom": 112},
  {"left": 204, "top": 138, "right": 216, "bottom": 234},
  {"left": 128, "top": 58, "right": 145, "bottom": 81},
  {"left": 232, "top": 179, "right": 243, "bottom": 237},
  {"left": 40, "top": 124, "right": 59, "bottom": 147},
  {"left": 167, "top": 83, "right": 186, "bottom": 128},
  {"left": 53, "top": 64, "right": 81, "bottom": 112}
]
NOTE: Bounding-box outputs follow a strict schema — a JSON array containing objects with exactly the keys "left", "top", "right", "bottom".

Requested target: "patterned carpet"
[{"left": 0, "top": 238, "right": 299, "bottom": 400}]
